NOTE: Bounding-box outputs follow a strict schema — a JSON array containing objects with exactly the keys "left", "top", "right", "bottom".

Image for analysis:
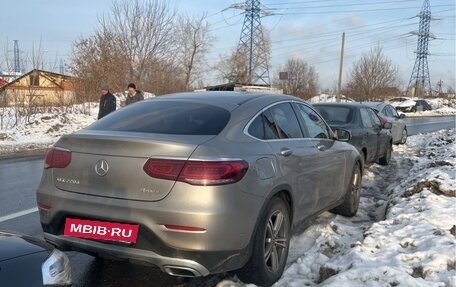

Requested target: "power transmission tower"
[
  {"left": 407, "top": 0, "right": 435, "bottom": 97},
  {"left": 60, "top": 59, "right": 65, "bottom": 75},
  {"left": 13, "top": 40, "right": 21, "bottom": 73},
  {"left": 231, "top": 0, "right": 272, "bottom": 86},
  {"left": 436, "top": 79, "right": 443, "bottom": 94}
]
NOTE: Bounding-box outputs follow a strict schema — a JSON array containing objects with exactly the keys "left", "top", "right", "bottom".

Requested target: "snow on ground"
[
  {"left": 0, "top": 104, "right": 98, "bottom": 155},
  {"left": 310, "top": 95, "right": 456, "bottom": 116},
  {"left": 217, "top": 129, "right": 456, "bottom": 287}
]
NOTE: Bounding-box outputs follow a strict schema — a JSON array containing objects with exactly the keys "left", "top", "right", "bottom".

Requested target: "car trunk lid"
[{"left": 51, "top": 130, "right": 212, "bottom": 201}]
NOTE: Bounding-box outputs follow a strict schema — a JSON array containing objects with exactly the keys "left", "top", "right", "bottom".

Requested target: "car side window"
[
  {"left": 268, "top": 103, "right": 303, "bottom": 139},
  {"left": 368, "top": 108, "right": 381, "bottom": 126},
  {"left": 388, "top": 105, "right": 399, "bottom": 118},
  {"left": 360, "top": 108, "right": 373, "bottom": 128},
  {"left": 248, "top": 111, "right": 280, "bottom": 140},
  {"left": 382, "top": 106, "right": 392, "bottom": 117},
  {"left": 295, "top": 104, "right": 330, "bottom": 139}
]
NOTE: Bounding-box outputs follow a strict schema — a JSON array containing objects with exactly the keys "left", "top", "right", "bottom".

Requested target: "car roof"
[
  {"left": 363, "top": 102, "right": 388, "bottom": 108},
  {"left": 149, "top": 91, "right": 298, "bottom": 107}
]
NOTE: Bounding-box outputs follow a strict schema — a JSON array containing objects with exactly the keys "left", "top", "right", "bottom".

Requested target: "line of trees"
[{"left": 70, "top": 0, "right": 213, "bottom": 100}]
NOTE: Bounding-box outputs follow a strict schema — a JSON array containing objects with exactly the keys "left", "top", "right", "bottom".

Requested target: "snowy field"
[
  {"left": 0, "top": 104, "right": 98, "bottom": 156},
  {"left": 217, "top": 129, "right": 455, "bottom": 287}
]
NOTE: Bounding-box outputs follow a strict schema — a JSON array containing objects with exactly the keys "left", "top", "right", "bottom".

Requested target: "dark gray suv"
[{"left": 37, "top": 92, "right": 363, "bottom": 286}]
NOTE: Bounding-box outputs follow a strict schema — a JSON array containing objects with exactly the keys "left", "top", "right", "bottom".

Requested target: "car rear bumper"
[
  {"left": 44, "top": 232, "right": 210, "bottom": 277},
  {"left": 37, "top": 172, "right": 265, "bottom": 274}
]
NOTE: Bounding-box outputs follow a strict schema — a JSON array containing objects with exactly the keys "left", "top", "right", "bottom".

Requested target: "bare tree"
[
  {"left": 275, "top": 58, "right": 319, "bottom": 100},
  {"left": 215, "top": 49, "right": 250, "bottom": 84},
  {"left": 346, "top": 46, "right": 400, "bottom": 101},
  {"left": 175, "top": 14, "right": 213, "bottom": 90},
  {"left": 28, "top": 38, "right": 46, "bottom": 70},
  {"left": 70, "top": 0, "right": 186, "bottom": 96}
]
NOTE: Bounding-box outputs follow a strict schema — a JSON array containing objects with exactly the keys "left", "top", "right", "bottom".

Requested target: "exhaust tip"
[{"left": 164, "top": 266, "right": 202, "bottom": 277}]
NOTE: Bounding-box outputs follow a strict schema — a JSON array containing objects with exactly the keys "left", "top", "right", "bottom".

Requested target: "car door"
[
  {"left": 381, "top": 105, "right": 399, "bottom": 141},
  {"left": 359, "top": 107, "right": 379, "bottom": 163},
  {"left": 386, "top": 105, "right": 405, "bottom": 142},
  {"left": 293, "top": 103, "right": 348, "bottom": 210},
  {"left": 367, "top": 107, "right": 389, "bottom": 158},
  {"left": 258, "top": 102, "right": 324, "bottom": 221}
]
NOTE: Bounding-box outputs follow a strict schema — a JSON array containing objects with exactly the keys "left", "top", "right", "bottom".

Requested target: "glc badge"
[{"left": 95, "top": 160, "right": 109, "bottom": 177}]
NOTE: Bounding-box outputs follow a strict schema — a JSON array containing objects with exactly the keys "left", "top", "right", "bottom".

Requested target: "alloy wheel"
[
  {"left": 264, "top": 210, "right": 288, "bottom": 273},
  {"left": 350, "top": 169, "right": 361, "bottom": 211}
]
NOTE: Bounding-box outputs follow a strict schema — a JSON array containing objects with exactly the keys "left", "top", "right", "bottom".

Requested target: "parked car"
[
  {"left": 388, "top": 96, "right": 411, "bottom": 105},
  {"left": 37, "top": 92, "right": 363, "bottom": 286},
  {"left": 394, "top": 99, "right": 432, "bottom": 113},
  {"left": 313, "top": 102, "right": 393, "bottom": 165},
  {"left": 365, "top": 102, "right": 408, "bottom": 145},
  {"left": 0, "top": 230, "right": 72, "bottom": 287}
]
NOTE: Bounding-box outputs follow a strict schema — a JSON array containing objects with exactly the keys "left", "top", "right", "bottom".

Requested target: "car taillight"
[
  {"left": 44, "top": 148, "right": 72, "bottom": 169},
  {"left": 143, "top": 159, "right": 248, "bottom": 186},
  {"left": 143, "top": 159, "right": 186, "bottom": 181}
]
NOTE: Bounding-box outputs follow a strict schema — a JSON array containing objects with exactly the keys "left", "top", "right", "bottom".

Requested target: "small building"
[{"left": 0, "top": 69, "right": 78, "bottom": 106}]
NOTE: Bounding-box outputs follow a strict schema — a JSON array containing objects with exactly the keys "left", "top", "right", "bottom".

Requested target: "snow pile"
[
  {"left": 217, "top": 129, "right": 455, "bottom": 287},
  {"left": 309, "top": 94, "right": 354, "bottom": 103},
  {"left": 0, "top": 104, "right": 98, "bottom": 155},
  {"left": 418, "top": 98, "right": 456, "bottom": 116},
  {"left": 309, "top": 95, "right": 456, "bottom": 116}
]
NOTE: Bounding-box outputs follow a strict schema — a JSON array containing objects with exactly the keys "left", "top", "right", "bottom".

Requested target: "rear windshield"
[
  {"left": 88, "top": 100, "right": 231, "bottom": 135},
  {"left": 314, "top": 106, "right": 354, "bottom": 125}
]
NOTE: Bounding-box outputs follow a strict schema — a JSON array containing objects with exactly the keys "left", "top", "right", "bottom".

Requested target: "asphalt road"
[
  {"left": 403, "top": 115, "right": 455, "bottom": 135},
  {"left": 0, "top": 115, "right": 454, "bottom": 287}
]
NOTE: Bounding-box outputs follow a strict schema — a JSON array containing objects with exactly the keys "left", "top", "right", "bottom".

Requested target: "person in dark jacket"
[
  {"left": 125, "top": 83, "right": 144, "bottom": 105},
  {"left": 98, "top": 85, "right": 116, "bottom": 120}
]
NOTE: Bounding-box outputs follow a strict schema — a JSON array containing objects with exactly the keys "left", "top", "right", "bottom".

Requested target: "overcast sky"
[{"left": 1, "top": 0, "right": 454, "bottom": 91}]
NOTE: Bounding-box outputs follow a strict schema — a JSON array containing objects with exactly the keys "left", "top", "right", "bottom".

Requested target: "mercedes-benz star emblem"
[{"left": 95, "top": 160, "right": 109, "bottom": 177}]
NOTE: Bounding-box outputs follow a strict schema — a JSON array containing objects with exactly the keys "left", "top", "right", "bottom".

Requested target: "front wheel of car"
[
  {"left": 399, "top": 128, "right": 408, "bottom": 145},
  {"left": 379, "top": 143, "right": 392, "bottom": 165},
  {"left": 331, "top": 162, "right": 362, "bottom": 217},
  {"left": 237, "top": 197, "right": 291, "bottom": 287}
]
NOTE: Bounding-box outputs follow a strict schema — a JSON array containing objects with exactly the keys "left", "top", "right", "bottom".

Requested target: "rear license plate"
[{"left": 64, "top": 218, "right": 139, "bottom": 244}]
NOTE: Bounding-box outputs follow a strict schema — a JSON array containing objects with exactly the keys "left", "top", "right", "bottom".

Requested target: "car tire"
[
  {"left": 379, "top": 143, "right": 392, "bottom": 165},
  {"left": 237, "top": 197, "right": 291, "bottom": 287},
  {"left": 331, "top": 162, "right": 362, "bottom": 217},
  {"left": 399, "top": 128, "right": 407, "bottom": 145}
]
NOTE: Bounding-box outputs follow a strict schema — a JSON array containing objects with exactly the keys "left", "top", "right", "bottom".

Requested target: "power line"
[{"left": 275, "top": 4, "right": 453, "bottom": 15}]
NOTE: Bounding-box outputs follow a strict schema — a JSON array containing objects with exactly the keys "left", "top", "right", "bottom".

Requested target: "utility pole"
[{"left": 336, "top": 32, "right": 345, "bottom": 102}]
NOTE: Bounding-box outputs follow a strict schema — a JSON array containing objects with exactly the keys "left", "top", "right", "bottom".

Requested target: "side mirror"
[
  {"left": 334, "top": 128, "right": 351, "bottom": 142},
  {"left": 383, "top": 122, "right": 393, "bottom": 129},
  {"left": 399, "top": 113, "right": 406, "bottom": 118}
]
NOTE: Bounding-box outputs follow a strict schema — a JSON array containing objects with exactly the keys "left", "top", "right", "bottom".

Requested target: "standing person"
[
  {"left": 98, "top": 85, "right": 116, "bottom": 120},
  {"left": 125, "top": 83, "right": 144, "bottom": 105}
]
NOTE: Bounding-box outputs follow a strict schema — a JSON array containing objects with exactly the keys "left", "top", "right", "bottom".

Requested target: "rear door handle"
[
  {"left": 317, "top": 145, "right": 326, "bottom": 151},
  {"left": 280, "top": 148, "right": 293, "bottom": 157}
]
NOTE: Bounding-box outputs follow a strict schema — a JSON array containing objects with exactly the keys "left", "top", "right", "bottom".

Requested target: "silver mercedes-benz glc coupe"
[{"left": 37, "top": 92, "right": 363, "bottom": 286}]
